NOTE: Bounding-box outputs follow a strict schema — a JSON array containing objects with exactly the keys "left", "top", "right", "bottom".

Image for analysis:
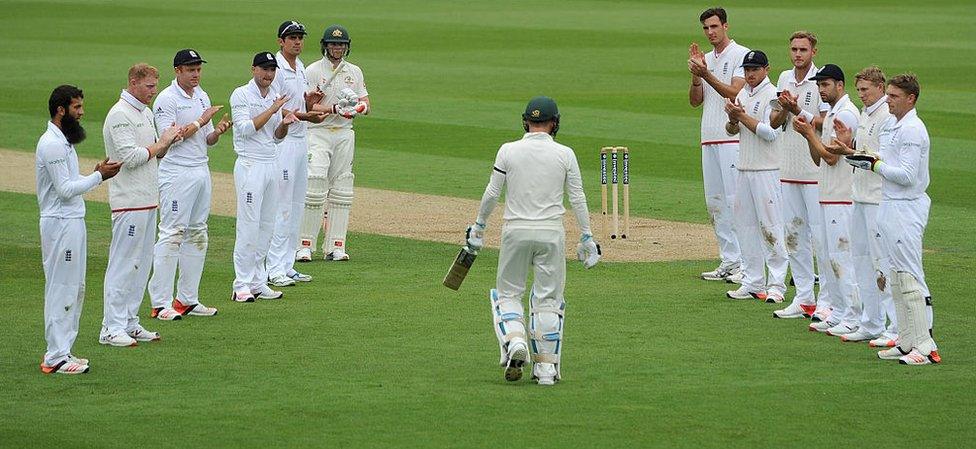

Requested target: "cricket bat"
[{"left": 442, "top": 246, "right": 478, "bottom": 291}]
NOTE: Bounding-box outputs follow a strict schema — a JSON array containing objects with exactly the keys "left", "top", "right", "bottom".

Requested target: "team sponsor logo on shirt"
[
  {"left": 128, "top": 225, "right": 136, "bottom": 237},
  {"left": 48, "top": 158, "right": 65, "bottom": 165},
  {"left": 112, "top": 123, "right": 129, "bottom": 129}
]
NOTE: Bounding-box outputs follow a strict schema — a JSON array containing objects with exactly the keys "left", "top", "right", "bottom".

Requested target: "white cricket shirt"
[
  {"left": 103, "top": 90, "right": 159, "bottom": 212},
  {"left": 230, "top": 79, "right": 283, "bottom": 162},
  {"left": 774, "top": 65, "right": 826, "bottom": 183},
  {"left": 700, "top": 40, "right": 750, "bottom": 145},
  {"left": 851, "top": 96, "right": 890, "bottom": 204},
  {"left": 734, "top": 77, "right": 780, "bottom": 171},
  {"left": 35, "top": 121, "right": 101, "bottom": 219},
  {"left": 876, "top": 108, "right": 930, "bottom": 201},
  {"left": 818, "top": 94, "right": 859, "bottom": 203},
  {"left": 273, "top": 51, "right": 308, "bottom": 138},
  {"left": 306, "top": 58, "right": 368, "bottom": 130},
  {"left": 476, "top": 132, "right": 591, "bottom": 234},
  {"left": 152, "top": 79, "right": 216, "bottom": 168}
]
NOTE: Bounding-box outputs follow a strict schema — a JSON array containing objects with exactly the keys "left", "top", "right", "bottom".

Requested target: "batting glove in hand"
[
  {"left": 576, "top": 234, "right": 601, "bottom": 269},
  {"left": 845, "top": 153, "right": 880, "bottom": 172},
  {"left": 465, "top": 222, "right": 486, "bottom": 251},
  {"left": 340, "top": 88, "right": 359, "bottom": 103}
]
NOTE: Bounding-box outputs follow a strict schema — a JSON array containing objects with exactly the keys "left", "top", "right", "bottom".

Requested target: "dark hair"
[
  {"left": 48, "top": 85, "right": 83, "bottom": 118},
  {"left": 888, "top": 73, "right": 920, "bottom": 101},
  {"left": 700, "top": 7, "right": 727, "bottom": 23}
]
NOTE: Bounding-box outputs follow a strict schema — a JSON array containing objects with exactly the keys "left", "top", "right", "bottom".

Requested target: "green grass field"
[{"left": 1, "top": 1, "right": 975, "bottom": 447}]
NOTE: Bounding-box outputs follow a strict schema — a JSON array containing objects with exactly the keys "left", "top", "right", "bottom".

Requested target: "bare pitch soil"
[{"left": 1, "top": 149, "right": 716, "bottom": 262}]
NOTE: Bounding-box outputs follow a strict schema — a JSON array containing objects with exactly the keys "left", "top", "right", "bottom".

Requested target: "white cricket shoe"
[
  {"left": 296, "top": 247, "right": 312, "bottom": 263},
  {"left": 99, "top": 329, "right": 138, "bottom": 347},
  {"left": 809, "top": 320, "right": 836, "bottom": 333},
  {"left": 288, "top": 271, "right": 312, "bottom": 282},
  {"left": 127, "top": 325, "right": 161, "bottom": 342},
  {"left": 533, "top": 362, "right": 558, "bottom": 386},
  {"left": 811, "top": 307, "right": 832, "bottom": 323},
  {"left": 726, "top": 286, "right": 766, "bottom": 301},
  {"left": 232, "top": 291, "right": 255, "bottom": 303},
  {"left": 173, "top": 298, "right": 218, "bottom": 316},
  {"left": 253, "top": 285, "right": 284, "bottom": 300},
  {"left": 151, "top": 307, "right": 183, "bottom": 321},
  {"left": 325, "top": 248, "right": 350, "bottom": 261},
  {"left": 41, "top": 360, "right": 89, "bottom": 375},
  {"left": 899, "top": 349, "right": 942, "bottom": 365},
  {"left": 702, "top": 262, "right": 739, "bottom": 281},
  {"left": 869, "top": 336, "right": 898, "bottom": 348},
  {"left": 504, "top": 342, "right": 528, "bottom": 382},
  {"left": 840, "top": 330, "right": 879, "bottom": 342},
  {"left": 268, "top": 274, "right": 297, "bottom": 287},
  {"left": 724, "top": 269, "right": 743, "bottom": 284},
  {"left": 877, "top": 346, "right": 909, "bottom": 360},
  {"left": 765, "top": 291, "right": 785, "bottom": 304},
  {"left": 826, "top": 323, "right": 857, "bottom": 337},
  {"left": 67, "top": 354, "right": 89, "bottom": 366},
  {"left": 772, "top": 302, "right": 807, "bottom": 319}
]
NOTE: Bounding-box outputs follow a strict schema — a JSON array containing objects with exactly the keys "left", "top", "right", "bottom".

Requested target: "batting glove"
[
  {"left": 340, "top": 88, "right": 359, "bottom": 102},
  {"left": 576, "top": 234, "right": 601, "bottom": 269},
  {"left": 845, "top": 153, "right": 880, "bottom": 172},
  {"left": 465, "top": 222, "right": 486, "bottom": 251}
]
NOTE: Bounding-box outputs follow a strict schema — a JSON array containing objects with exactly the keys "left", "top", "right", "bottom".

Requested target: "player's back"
[{"left": 496, "top": 132, "right": 576, "bottom": 224}]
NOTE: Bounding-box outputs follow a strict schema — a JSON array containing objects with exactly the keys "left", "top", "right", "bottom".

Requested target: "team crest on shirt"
[
  {"left": 246, "top": 192, "right": 253, "bottom": 204},
  {"left": 752, "top": 101, "right": 760, "bottom": 114},
  {"left": 344, "top": 76, "right": 354, "bottom": 86},
  {"left": 722, "top": 62, "right": 729, "bottom": 75},
  {"left": 65, "top": 250, "right": 72, "bottom": 262},
  {"left": 804, "top": 92, "right": 813, "bottom": 105},
  {"left": 283, "top": 170, "right": 289, "bottom": 181},
  {"left": 171, "top": 200, "right": 179, "bottom": 212}
]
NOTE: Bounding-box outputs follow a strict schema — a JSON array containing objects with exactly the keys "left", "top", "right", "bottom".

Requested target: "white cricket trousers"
[
  {"left": 267, "top": 136, "right": 309, "bottom": 278},
  {"left": 149, "top": 163, "right": 211, "bottom": 309},
  {"left": 780, "top": 182, "right": 822, "bottom": 305},
  {"left": 496, "top": 224, "right": 566, "bottom": 368},
  {"left": 233, "top": 158, "right": 281, "bottom": 294},
  {"left": 878, "top": 195, "right": 934, "bottom": 350},
  {"left": 851, "top": 202, "right": 894, "bottom": 336},
  {"left": 40, "top": 217, "right": 86, "bottom": 366},
  {"left": 102, "top": 208, "right": 157, "bottom": 334},
  {"left": 701, "top": 143, "right": 740, "bottom": 266},
  {"left": 300, "top": 127, "right": 355, "bottom": 253},
  {"left": 818, "top": 204, "right": 859, "bottom": 326},
  {"left": 733, "top": 170, "right": 788, "bottom": 295}
]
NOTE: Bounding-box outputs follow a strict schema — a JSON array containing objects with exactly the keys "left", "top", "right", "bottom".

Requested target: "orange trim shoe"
[
  {"left": 40, "top": 360, "right": 90, "bottom": 375},
  {"left": 173, "top": 298, "right": 218, "bottom": 316},
  {"left": 151, "top": 307, "right": 182, "bottom": 321},
  {"left": 799, "top": 304, "right": 817, "bottom": 318}
]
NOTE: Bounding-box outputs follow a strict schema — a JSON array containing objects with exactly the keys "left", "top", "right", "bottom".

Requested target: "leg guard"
[
  {"left": 490, "top": 289, "right": 526, "bottom": 366},
  {"left": 325, "top": 172, "right": 354, "bottom": 255},
  {"left": 890, "top": 271, "right": 914, "bottom": 353},
  {"left": 300, "top": 174, "right": 329, "bottom": 251},
  {"left": 895, "top": 271, "right": 936, "bottom": 355},
  {"left": 529, "top": 295, "right": 565, "bottom": 379}
]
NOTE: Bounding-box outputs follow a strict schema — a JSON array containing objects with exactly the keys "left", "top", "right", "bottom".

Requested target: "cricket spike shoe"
[
  {"left": 127, "top": 325, "right": 161, "bottom": 342},
  {"left": 325, "top": 248, "right": 350, "bottom": 261},
  {"left": 532, "top": 362, "right": 558, "bottom": 386},
  {"left": 869, "top": 336, "right": 898, "bottom": 348},
  {"left": 899, "top": 349, "right": 942, "bottom": 365},
  {"left": 268, "top": 274, "right": 297, "bottom": 287},
  {"left": 151, "top": 307, "right": 183, "bottom": 321},
  {"left": 840, "top": 330, "right": 879, "bottom": 342},
  {"left": 40, "top": 360, "right": 89, "bottom": 375},
  {"left": 809, "top": 320, "right": 836, "bottom": 333},
  {"left": 765, "top": 291, "right": 785, "bottom": 304},
  {"left": 799, "top": 304, "right": 817, "bottom": 318},
  {"left": 288, "top": 271, "right": 312, "bottom": 282},
  {"left": 702, "top": 262, "right": 739, "bottom": 281},
  {"left": 232, "top": 291, "right": 255, "bottom": 303},
  {"left": 67, "top": 355, "right": 89, "bottom": 366},
  {"left": 99, "top": 328, "right": 138, "bottom": 347},
  {"left": 877, "top": 346, "right": 910, "bottom": 360},
  {"left": 772, "top": 302, "right": 808, "bottom": 319},
  {"left": 296, "top": 246, "right": 313, "bottom": 263},
  {"left": 825, "top": 323, "right": 857, "bottom": 337},
  {"left": 173, "top": 298, "right": 218, "bottom": 316},
  {"left": 726, "top": 286, "right": 767, "bottom": 301},
  {"left": 253, "top": 285, "right": 284, "bottom": 300},
  {"left": 504, "top": 342, "right": 528, "bottom": 382}
]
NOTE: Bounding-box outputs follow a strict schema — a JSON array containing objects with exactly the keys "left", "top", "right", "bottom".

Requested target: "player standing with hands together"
[
  {"left": 467, "top": 96, "right": 599, "bottom": 386},
  {"left": 37, "top": 85, "right": 122, "bottom": 374}
]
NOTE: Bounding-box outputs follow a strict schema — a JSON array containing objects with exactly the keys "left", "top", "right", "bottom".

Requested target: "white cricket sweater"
[
  {"left": 734, "top": 78, "right": 780, "bottom": 171},
  {"left": 103, "top": 90, "right": 159, "bottom": 212},
  {"left": 851, "top": 96, "right": 890, "bottom": 204}
]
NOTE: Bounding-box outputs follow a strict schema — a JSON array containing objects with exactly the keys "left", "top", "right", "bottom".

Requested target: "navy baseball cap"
[
  {"left": 252, "top": 52, "right": 278, "bottom": 68},
  {"left": 278, "top": 20, "right": 307, "bottom": 38},
  {"left": 741, "top": 50, "right": 769, "bottom": 68},
  {"left": 174, "top": 49, "right": 206, "bottom": 67},
  {"left": 810, "top": 64, "right": 845, "bottom": 82}
]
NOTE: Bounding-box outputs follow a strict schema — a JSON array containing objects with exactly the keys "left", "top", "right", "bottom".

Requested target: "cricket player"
[
  {"left": 721, "top": 51, "right": 788, "bottom": 302},
  {"left": 230, "top": 52, "right": 298, "bottom": 302},
  {"left": 838, "top": 74, "right": 940, "bottom": 365},
  {"left": 792, "top": 64, "right": 860, "bottom": 337},
  {"left": 37, "top": 85, "right": 122, "bottom": 374},
  {"left": 824, "top": 66, "right": 896, "bottom": 343},
  {"left": 688, "top": 7, "right": 750, "bottom": 282},
  {"left": 149, "top": 49, "right": 231, "bottom": 320},
  {"left": 266, "top": 20, "right": 324, "bottom": 287},
  {"left": 768, "top": 32, "right": 830, "bottom": 319},
  {"left": 466, "top": 96, "right": 600, "bottom": 386},
  {"left": 298, "top": 24, "right": 370, "bottom": 262},
  {"left": 100, "top": 64, "right": 181, "bottom": 347}
]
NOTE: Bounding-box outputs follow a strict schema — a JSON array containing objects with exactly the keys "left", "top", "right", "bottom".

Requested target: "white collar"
[
  {"left": 892, "top": 108, "right": 918, "bottom": 128},
  {"left": 788, "top": 64, "right": 819, "bottom": 86},
  {"left": 828, "top": 94, "right": 852, "bottom": 114},
  {"left": 523, "top": 131, "right": 554, "bottom": 141},
  {"left": 246, "top": 78, "right": 272, "bottom": 98},
  {"left": 745, "top": 77, "right": 772, "bottom": 95},
  {"left": 121, "top": 89, "right": 146, "bottom": 111},
  {"left": 864, "top": 95, "right": 887, "bottom": 115},
  {"left": 46, "top": 121, "right": 69, "bottom": 145},
  {"left": 171, "top": 79, "right": 197, "bottom": 99},
  {"left": 276, "top": 51, "right": 303, "bottom": 73},
  {"left": 713, "top": 40, "right": 736, "bottom": 57}
]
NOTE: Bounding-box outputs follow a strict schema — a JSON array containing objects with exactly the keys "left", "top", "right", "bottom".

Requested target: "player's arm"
[
  {"left": 736, "top": 102, "right": 779, "bottom": 142},
  {"left": 689, "top": 77, "right": 704, "bottom": 107},
  {"left": 40, "top": 143, "right": 105, "bottom": 198},
  {"left": 564, "top": 152, "right": 592, "bottom": 236},
  {"left": 793, "top": 115, "right": 836, "bottom": 166},
  {"left": 874, "top": 127, "right": 925, "bottom": 186}
]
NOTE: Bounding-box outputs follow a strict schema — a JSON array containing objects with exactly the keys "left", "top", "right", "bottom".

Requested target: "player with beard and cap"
[
  {"left": 99, "top": 64, "right": 182, "bottom": 347},
  {"left": 148, "top": 49, "right": 231, "bottom": 320},
  {"left": 298, "top": 24, "right": 370, "bottom": 262},
  {"left": 36, "top": 85, "right": 122, "bottom": 374},
  {"left": 266, "top": 20, "right": 326, "bottom": 287},
  {"left": 229, "top": 52, "right": 299, "bottom": 302}
]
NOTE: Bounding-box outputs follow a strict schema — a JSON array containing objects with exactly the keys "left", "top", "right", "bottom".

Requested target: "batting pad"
[
  {"left": 490, "top": 288, "right": 526, "bottom": 366},
  {"left": 300, "top": 174, "right": 329, "bottom": 250},
  {"left": 326, "top": 172, "right": 354, "bottom": 253},
  {"left": 896, "top": 271, "right": 936, "bottom": 355}
]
